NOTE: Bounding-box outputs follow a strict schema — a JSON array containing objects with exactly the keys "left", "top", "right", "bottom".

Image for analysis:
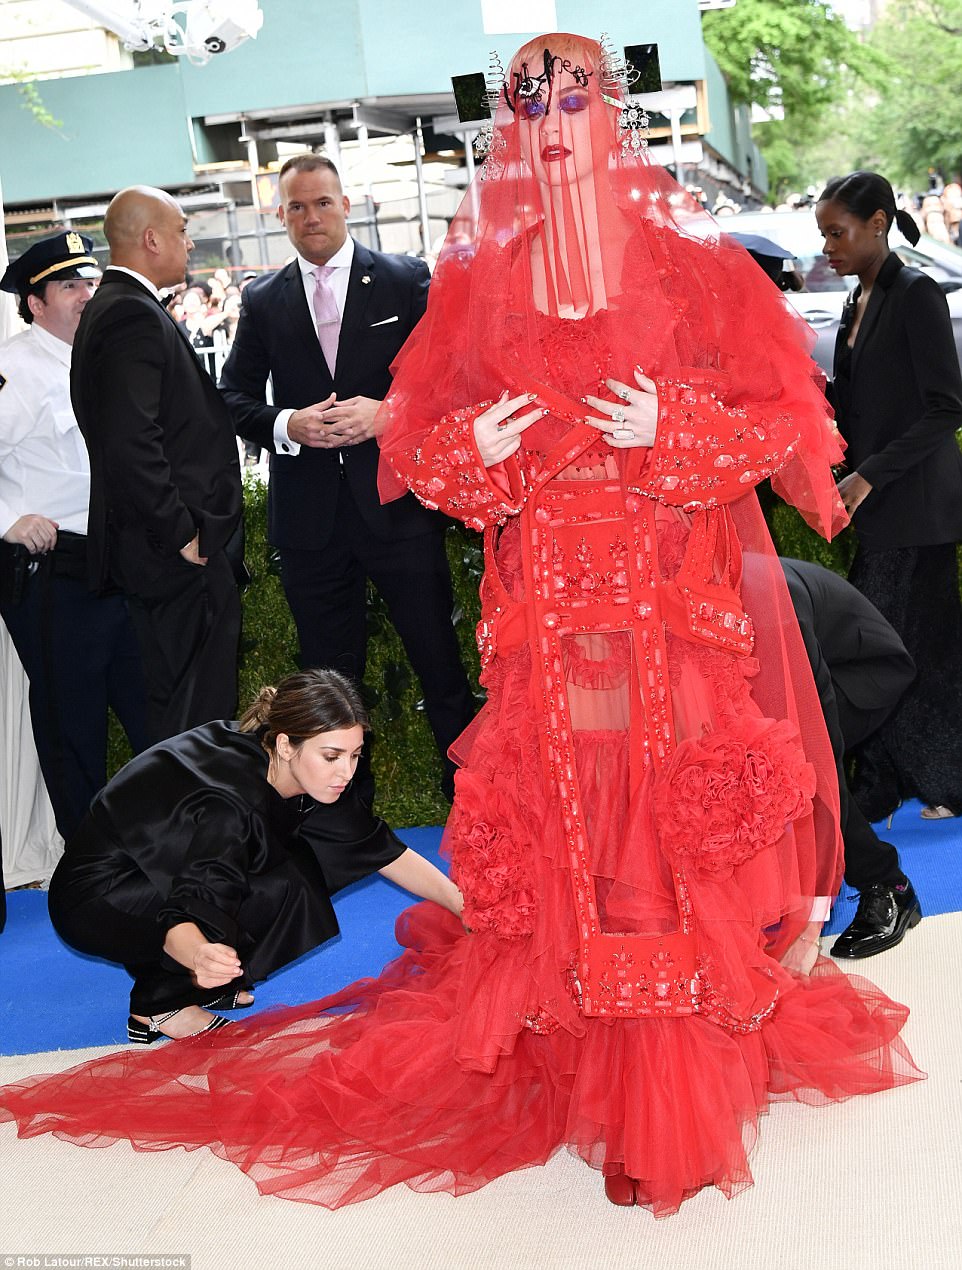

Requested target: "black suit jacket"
[
  {"left": 780, "top": 557, "right": 915, "bottom": 724},
  {"left": 221, "top": 240, "right": 439, "bottom": 550},
  {"left": 70, "top": 269, "right": 242, "bottom": 589},
  {"left": 831, "top": 252, "right": 962, "bottom": 549}
]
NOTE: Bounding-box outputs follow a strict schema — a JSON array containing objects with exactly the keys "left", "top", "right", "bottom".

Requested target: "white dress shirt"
[
  {"left": 273, "top": 236, "right": 355, "bottom": 456},
  {"left": 103, "top": 264, "right": 162, "bottom": 300},
  {"left": 0, "top": 322, "right": 89, "bottom": 536}
]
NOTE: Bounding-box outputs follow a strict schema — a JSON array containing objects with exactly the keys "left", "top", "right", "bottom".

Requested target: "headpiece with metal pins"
[
  {"left": 476, "top": 48, "right": 507, "bottom": 177},
  {"left": 599, "top": 32, "right": 649, "bottom": 154}
]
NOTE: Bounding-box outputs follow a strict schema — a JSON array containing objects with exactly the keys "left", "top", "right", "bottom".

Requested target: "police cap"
[{"left": 0, "top": 231, "right": 100, "bottom": 296}]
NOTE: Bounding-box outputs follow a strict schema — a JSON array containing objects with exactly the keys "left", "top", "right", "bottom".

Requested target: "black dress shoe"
[{"left": 830, "top": 881, "right": 922, "bottom": 959}]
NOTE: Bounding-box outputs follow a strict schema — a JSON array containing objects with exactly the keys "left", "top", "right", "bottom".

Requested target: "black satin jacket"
[{"left": 50, "top": 722, "right": 406, "bottom": 977}]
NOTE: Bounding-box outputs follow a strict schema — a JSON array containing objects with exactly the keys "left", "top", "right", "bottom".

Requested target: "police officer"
[{"left": 0, "top": 231, "right": 149, "bottom": 840}]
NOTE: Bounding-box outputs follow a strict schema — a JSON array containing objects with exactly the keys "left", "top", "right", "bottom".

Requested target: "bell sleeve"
[
  {"left": 299, "top": 789, "right": 408, "bottom": 895},
  {"left": 156, "top": 793, "right": 257, "bottom": 947},
  {"left": 384, "top": 403, "right": 527, "bottom": 531}
]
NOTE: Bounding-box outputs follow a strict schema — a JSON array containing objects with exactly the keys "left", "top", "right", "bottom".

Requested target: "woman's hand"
[
  {"left": 378, "top": 848, "right": 464, "bottom": 918},
  {"left": 191, "top": 942, "right": 244, "bottom": 989},
  {"left": 584, "top": 368, "right": 659, "bottom": 449},
  {"left": 473, "top": 390, "right": 545, "bottom": 467},
  {"left": 836, "top": 471, "right": 873, "bottom": 515},
  {"left": 163, "top": 921, "right": 243, "bottom": 989},
  {"left": 781, "top": 920, "right": 823, "bottom": 976}
]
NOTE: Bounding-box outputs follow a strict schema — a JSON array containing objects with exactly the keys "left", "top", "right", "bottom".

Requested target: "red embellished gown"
[
  {"left": 0, "top": 230, "right": 921, "bottom": 1216},
  {"left": 0, "top": 34, "right": 922, "bottom": 1210}
]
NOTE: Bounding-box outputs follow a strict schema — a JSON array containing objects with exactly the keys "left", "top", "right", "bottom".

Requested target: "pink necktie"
[{"left": 312, "top": 265, "right": 340, "bottom": 375}]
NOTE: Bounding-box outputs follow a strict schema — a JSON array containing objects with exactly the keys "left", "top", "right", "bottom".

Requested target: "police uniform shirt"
[{"left": 0, "top": 323, "right": 90, "bottom": 537}]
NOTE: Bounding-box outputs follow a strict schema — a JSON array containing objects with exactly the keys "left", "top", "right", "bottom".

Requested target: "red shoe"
[{"left": 603, "top": 1171, "right": 637, "bottom": 1207}]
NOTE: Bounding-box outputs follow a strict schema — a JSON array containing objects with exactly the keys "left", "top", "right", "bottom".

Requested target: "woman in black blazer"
[
  {"left": 815, "top": 171, "right": 962, "bottom": 820},
  {"left": 48, "top": 668, "right": 463, "bottom": 1043}
]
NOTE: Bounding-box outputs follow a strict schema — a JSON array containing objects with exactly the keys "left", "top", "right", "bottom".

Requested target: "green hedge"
[
  {"left": 110, "top": 474, "right": 954, "bottom": 827},
  {"left": 106, "top": 474, "right": 482, "bottom": 826},
  {"left": 237, "top": 474, "right": 483, "bottom": 828}
]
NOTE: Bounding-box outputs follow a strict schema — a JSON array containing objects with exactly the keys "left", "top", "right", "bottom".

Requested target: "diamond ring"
[
  {"left": 617, "top": 387, "right": 631, "bottom": 402},
  {"left": 612, "top": 427, "right": 636, "bottom": 441},
  {"left": 611, "top": 407, "right": 626, "bottom": 424}
]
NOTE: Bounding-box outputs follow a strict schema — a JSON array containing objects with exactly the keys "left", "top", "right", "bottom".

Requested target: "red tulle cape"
[{"left": 0, "top": 902, "right": 921, "bottom": 1216}]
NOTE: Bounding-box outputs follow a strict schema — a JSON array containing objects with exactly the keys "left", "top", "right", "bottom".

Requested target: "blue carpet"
[
  {"left": 822, "top": 798, "right": 962, "bottom": 934},
  {"left": 0, "top": 826, "right": 446, "bottom": 1057},
  {"left": 2, "top": 806, "right": 959, "bottom": 1057}
]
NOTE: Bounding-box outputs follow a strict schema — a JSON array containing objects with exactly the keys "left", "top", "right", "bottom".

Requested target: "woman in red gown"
[{"left": 0, "top": 34, "right": 920, "bottom": 1215}]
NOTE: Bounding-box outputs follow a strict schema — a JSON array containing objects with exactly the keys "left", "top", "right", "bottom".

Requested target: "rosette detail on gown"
[{"left": 0, "top": 32, "right": 922, "bottom": 1215}]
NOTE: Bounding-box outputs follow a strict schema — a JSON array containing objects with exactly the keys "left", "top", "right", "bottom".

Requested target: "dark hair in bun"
[{"left": 818, "top": 171, "right": 920, "bottom": 245}]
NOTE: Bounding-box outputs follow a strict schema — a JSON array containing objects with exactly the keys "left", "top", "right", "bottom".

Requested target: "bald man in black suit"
[{"left": 71, "top": 186, "right": 242, "bottom": 743}]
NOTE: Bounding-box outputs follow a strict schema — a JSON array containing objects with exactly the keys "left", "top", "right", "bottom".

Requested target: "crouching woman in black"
[{"left": 47, "top": 668, "right": 463, "bottom": 1043}]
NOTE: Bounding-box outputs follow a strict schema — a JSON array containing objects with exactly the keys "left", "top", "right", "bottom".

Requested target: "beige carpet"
[{"left": 1, "top": 915, "right": 960, "bottom": 1270}]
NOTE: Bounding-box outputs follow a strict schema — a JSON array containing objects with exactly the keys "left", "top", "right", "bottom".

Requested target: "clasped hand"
[
  {"left": 472, "top": 369, "right": 659, "bottom": 469},
  {"left": 583, "top": 369, "right": 659, "bottom": 449},
  {"left": 164, "top": 922, "right": 243, "bottom": 989},
  {"left": 288, "top": 393, "right": 381, "bottom": 449},
  {"left": 190, "top": 941, "right": 243, "bottom": 989}
]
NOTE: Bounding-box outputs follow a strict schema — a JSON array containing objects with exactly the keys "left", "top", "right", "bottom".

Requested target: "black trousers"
[
  {"left": 278, "top": 483, "right": 475, "bottom": 800},
  {"left": 806, "top": 632, "right": 904, "bottom": 891},
  {"left": 117, "top": 549, "right": 241, "bottom": 744},
  {"left": 848, "top": 543, "right": 962, "bottom": 817},
  {"left": 48, "top": 868, "right": 321, "bottom": 1016},
  {"left": 1, "top": 552, "right": 149, "bottom": 840},
  {"left": 49, "top": 889, "right": 246, "bottom": 1016}
]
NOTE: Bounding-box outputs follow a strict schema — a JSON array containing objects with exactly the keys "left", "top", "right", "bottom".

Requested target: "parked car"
[{"left": 714, "top": 208, "right": 962, "bottom": 374}]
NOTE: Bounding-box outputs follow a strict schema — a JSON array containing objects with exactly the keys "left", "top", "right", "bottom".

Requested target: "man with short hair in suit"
[
  {"left": 221, "top": 155, "right": 474, "bottom": 802},
  {"left": 71, "top": 186, "right": 243, "bottom": 743}
]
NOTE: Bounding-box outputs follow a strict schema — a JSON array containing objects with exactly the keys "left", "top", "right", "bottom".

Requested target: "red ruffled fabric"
[
  {"left": 655, "top": 716, "right": 817, "bottom": 878},
  {"left": 0, "top": 622, "right": 924, "bottom": 1214},
  {"left": 0, "top": 904, "right": 920, "bottom": 1216}
]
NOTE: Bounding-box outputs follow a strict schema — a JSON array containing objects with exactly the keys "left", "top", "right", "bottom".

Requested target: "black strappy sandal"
[{"left": 127, "top": 1008, "right": 231, "bottom": 1044}]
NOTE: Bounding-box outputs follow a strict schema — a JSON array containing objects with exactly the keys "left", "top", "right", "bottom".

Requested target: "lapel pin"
[{"left": 361, "top": 275, "right": 371, "bottom": 285}]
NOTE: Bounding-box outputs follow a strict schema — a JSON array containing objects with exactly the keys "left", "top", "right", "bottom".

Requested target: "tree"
[
  {"left": 914, "top": 0, "right": 962, "bottom": 34},
  {"left": 702, "top": 0, "right": 879, "bottom": 123},
  {"left": 702, "top": 0, "right": 887, "bottom": 198},
  {"left": 858, "top": 1, "right": 962, "bottom": 186}
]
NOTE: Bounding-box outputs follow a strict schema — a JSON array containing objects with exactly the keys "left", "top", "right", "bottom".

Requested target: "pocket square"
[{"left": 369, "top": 315, "right": 399, "bottom": 327}]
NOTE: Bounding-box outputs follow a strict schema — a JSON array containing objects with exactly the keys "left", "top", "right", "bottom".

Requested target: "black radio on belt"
[{"left": 0, "top": 541, "right": 40, "bottom": 607}]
